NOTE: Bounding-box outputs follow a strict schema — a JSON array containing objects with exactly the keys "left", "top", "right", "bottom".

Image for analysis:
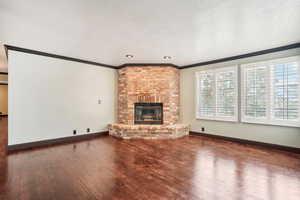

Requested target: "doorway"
[{"left": 0, "top": 44, "right": 8, "bottom": 157}]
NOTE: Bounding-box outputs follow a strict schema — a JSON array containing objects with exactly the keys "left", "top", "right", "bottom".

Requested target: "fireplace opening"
[{"left": 134, "top": 103, "right": 163, "bottom": 125}]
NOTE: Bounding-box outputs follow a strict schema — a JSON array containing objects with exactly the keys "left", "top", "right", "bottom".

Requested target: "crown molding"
[
  {"left": 180, "top": 42, "right": 300, "bottom": 69},
  {"left": 4, "top": 42, "right": 300, "bottom": 70},
  {"left": 119, "top": 63, "right": 179, "bottom": 69},
  {"left": 4, "top": 45, "right": 118, "bottom": 69}
]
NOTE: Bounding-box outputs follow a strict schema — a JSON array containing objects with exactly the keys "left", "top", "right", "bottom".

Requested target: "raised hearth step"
[{"left": 108, "top": 123, "right": 189, "bottom": 139}]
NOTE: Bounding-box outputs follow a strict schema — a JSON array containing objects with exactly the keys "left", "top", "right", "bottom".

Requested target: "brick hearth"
[
  {"left": 108, "top": 124, "right": 189, "bottom": 139},
  {"left": 109, "top": 65, "right": 189, "bottom": 139}
]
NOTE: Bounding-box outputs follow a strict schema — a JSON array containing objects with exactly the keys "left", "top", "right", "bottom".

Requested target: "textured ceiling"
[{"left": 0, "top": 0, "right": 300, "bottom": 66}]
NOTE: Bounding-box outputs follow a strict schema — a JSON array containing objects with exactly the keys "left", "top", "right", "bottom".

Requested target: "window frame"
[
  {"left": 241, "top": 56, "right": 300, "bottom": 127},
  {"left": 195, "top": 66, "right": 238, "bottom": 122},
  {"left": 269, "top": 56, "right": 300, "bottom": 127},
  {"left": 241, "top": 62, "right": 270, "bottom": 125}
]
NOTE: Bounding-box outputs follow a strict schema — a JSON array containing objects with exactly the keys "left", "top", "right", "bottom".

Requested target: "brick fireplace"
[{"left": 108, "top": 65, "right": 189, "bottom": 139}]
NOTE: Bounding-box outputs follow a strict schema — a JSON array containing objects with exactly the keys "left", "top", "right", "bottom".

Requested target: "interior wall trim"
[
  {"left": 4, "top": 42, "right": 300, "bottom": 70},
  {"left": 181, "top": 42, "right": 300, "bottom": 69},
  {"left": 4, "top": 45, "right": 118, "bottom": 69},
  {"left": 190, "top": 131, "right": 300, "bottom": 154},
  {"left": 119, "top": 63, "right": 179, "bottom": 69},
  {"left": 7, "top": 131, "right": 109, "bottom": 152}
]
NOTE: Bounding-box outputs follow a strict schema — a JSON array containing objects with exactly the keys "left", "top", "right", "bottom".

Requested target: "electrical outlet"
[
  {"left": 87, "top": 128, "right": 90, "bottom": 133},
  {"left": 73, "top": 130, "right": 77, "bottom": 135},
  {"left": 201, "top": 127, "right": 205, "bottom": 132}
]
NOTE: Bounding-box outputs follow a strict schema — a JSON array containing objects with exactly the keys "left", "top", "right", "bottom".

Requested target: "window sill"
[
  {"left": 195, "top": 117, "right": 300, "bottom": 127},
  {"left": 241, "top": 119, "right": 300, "bottom": 128},
  {"left": 196, "top": 117, "right": 238, "bottom": 123}
]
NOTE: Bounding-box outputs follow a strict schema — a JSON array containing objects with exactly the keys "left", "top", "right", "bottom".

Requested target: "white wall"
[
  {"left": 8, "top": 51, "right": 116, "bottom": 145},
  {"left": 181, "top": 48, "right": 300, "bottom": 148}
]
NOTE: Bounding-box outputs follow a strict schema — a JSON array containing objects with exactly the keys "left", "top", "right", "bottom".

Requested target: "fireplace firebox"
[{"left": 134, "top": 103, "right": 163, "bottom": 124}]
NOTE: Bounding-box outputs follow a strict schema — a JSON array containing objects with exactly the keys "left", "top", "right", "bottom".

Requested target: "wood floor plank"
[{"left": 1, "top": 117, "right": 300, "bottom": 199}]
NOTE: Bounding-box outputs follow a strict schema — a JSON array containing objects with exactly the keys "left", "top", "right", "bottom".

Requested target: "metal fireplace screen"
[{"left": 134, "top": 103, "right": 163, "bottom": 125}]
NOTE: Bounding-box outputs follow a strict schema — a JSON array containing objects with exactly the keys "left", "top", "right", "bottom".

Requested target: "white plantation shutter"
[
  {"left": 215, "top": 67, "right": 238, "bottom": 121},
  {"left": 196, "top": 71, "right": 215, "bottom": 118},
  {"left": 242, "top": 65, "right": 268, "bottom": 121},
  {"left": 242, "top": 56, "right": 300, "bottom": 127},
  {"left": 196, "top": 66, "right": 238, "bottom": 121},
  {"left": 270, "top": 58, "right": 300, "bottom": 126}
]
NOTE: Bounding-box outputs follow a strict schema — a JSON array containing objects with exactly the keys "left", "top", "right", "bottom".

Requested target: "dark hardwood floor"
[{"left": 1, "top": 120, "right": 300, "bottom": 199}]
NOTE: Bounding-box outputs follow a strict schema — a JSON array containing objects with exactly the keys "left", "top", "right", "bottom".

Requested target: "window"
[
  {"left": 242, "top": 64, "right": 268, "bottom": 121},
  {"left": 196, "top": 66, "right": 238, "bottom": 121},
  {"left": 241, "top": 56, "right": 300, "bottom": 127}
]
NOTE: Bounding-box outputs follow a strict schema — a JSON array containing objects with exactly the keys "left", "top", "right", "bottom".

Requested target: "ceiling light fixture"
[
  {"left": 163, "top": 56, "right": 172, "bottom": 60},
  {"left": 125, "top": 54, "right": 134, "bottom": 58}
]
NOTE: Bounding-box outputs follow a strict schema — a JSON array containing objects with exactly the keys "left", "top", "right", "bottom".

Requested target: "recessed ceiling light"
[
  {"left": 163, "top": 56, "right": 172, "bottom": 60},
  {"left": 125, "top": 54, "right": 134, "bottom": 58}
]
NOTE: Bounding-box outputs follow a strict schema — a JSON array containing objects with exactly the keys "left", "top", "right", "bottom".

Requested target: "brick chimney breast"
[
  {"left": 117, "top": 66, "right": 180, "bottom": 125},
  {"left": 109, "top": 65, "right": 189, "bottom": 139}
]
